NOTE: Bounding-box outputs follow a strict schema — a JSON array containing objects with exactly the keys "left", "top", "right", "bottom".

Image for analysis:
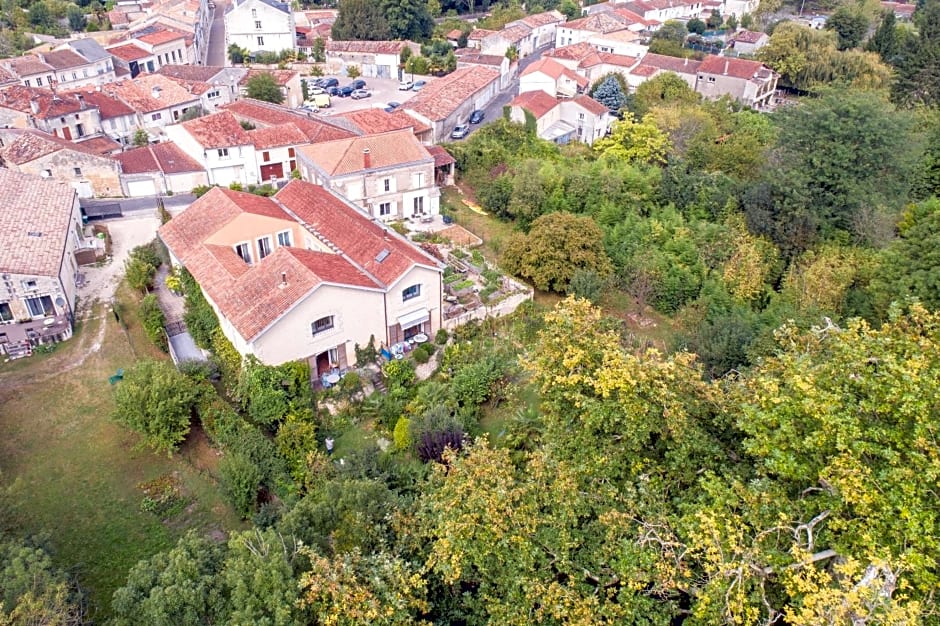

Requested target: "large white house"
[
  {"left": 159, "top": 181, "right": 444, "bottom": 371},
  {"left": 225, "top": 0, "right": 296, "bottom": 56}
]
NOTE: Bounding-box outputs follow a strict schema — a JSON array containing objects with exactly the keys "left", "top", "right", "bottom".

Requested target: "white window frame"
[
  {"left": 412, "top": 196, "right": 424, "bottom": 216},
  {"left": 257, "top": 36, "right": 265, "bottom": 46},
  {"left": 257, "top": 236, "right": 272, "bottom": 259},
  {"left": 234, "top": 241, "right": 252, "bottom": 264},
  {"left": 383, "top": 177, "right": 391, "bottom": 192},
  {"left": 378, "top": 202, "right": 392, "bottom": 216},
  {"left": 152, "top": 112, "right": 162, "bottom": 121},
  {"left": 277, "top": 230, "right": 292, "bottom": 246},
  {"left": 0, "top": 302, "right": 12, "bottom": 322},
  {"left": 217, "top": 148, "right": 229, "bottom": 159},
  {"left": 255, "top": 20, "right": 262, "bottom": 29}
]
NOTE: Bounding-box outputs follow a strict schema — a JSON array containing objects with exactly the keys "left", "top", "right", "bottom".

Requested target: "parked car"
[
  {"left": 384, "top": 101, "right": 401, "bottom": 111},
  {"left": 411, "top": 80, "right": 427, "bottom": 91},
  {"left": 351, "top": 89, "right": 372, "bottom": 99},
  {"left": 451, "top": 124, "right": 470, "bottom": 139},
  {"left": 310, "top": 86, "right": 326, "bottom": 95},
  {"left": 398, "top": 79, "right": 413, "bottom": 90},
  {"left": 338, "top": 85, "right": 355, "bottom": 97},
  {"left": 326, "top": 86, "right": 341, "bottom": 96},
  {"left": 318, "top": 77, "right": 339, "bottom": 88},
  {"left": 469, "top": 109, "right": 485, "bottom": 124},
  {"left": 350, "top": 79, "right": 366, "bottom": 90}
]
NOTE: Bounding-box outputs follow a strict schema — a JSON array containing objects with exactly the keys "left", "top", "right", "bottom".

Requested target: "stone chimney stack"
[
  {"left": 151, "top": 86, "right": 161, "bottom": 99},
  {"left": 723, "top": 59, "right": 729, "bottom": 75},
  {"left": 363, "top": 148, "right": 371, "bottom": 169},
  {"left": 279, "top": 271, "right": 287, "bottom": 288}
]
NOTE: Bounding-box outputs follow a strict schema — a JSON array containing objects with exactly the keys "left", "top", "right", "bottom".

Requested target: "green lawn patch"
[{"left": 0, "top": 289, "right": 242, "bottom": 621}]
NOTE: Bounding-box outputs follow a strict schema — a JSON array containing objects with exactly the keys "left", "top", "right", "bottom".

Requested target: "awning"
[{"left": 398, "top": 308, "right": 430, "bottom": 329}]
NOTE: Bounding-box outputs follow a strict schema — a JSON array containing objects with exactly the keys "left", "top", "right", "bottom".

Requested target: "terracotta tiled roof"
[
  {"left": 136, "top": 28, "right": 187, "bottom": 45},
  {"left": 881, "top": 1, "right": 916, "bottom": 15},
  {"left": 238, "top": 69, "right": 298, "bottom": 87},
  {"left": 0, "top": 85, "right": 86, "bottom": 119},
  {"left": 630, "top": 64, "right": 659, "bottom": 77},
  {"left": 0, "top": 169, "right": 77, "bottom": 276},
  {"left": 221, "top": 98, "right": 356, "bottom": 142},
  {"left": 248, "top": 123, "right": 310, "bottom": 149},
  {"left": 179, "top": 111, "right": 251, "bottom": 149},
  {"left": 157, "top": 64, "right": 227, "bottom": 81},
  {"left": 500, "top": 25, "right": 532, "bottom": 43},
  {"left": 99, "top": 74, "right": 199, "bottom": 112},
  {"left": 517, "top": 10, "right": 565, "bottom": 28},
  {"left": 276, "top": 181, "right": 440, "bottom": 287},
  {"left": 563, "top": 12, "right": 632, "bottom": 33},
  {"left": 63, "top": 88, "right": 135, "bottom": 119},
  {"left": 404, "top": 66, "right": 500, "bottom": 122},
  {"left": 522, "top": 57, "right": 589, "bottom": 87},
  {"left": 106, "top": 42, "right": 152, "bottom": 61},
  {"left": 447, "top": 29, "right": 463, "bottom": 39},
  {"left": 5, "top": 56, "right": 53, "bottom": 77},
  {"left": 510, "top": 90, "right": 559, "bottom": 119},
  {"left": 546, "top": 41, "right": 598, "bottom": 61},
  {"left": 426, "top": 145, "right": 455, "bottom": 168},
  {"left": 334, "top": 108, "right": 431, "bottom": 135},
  {"left": 0, "top": 129, "right": 103, "bottom": 165},
  {"left": 455, "top": 50, "right": 505, "bottom": 66},
  {"left": 159, "top": 183, "right": 438, "bottom": 342},
  {"left": 115, "top": 141, "right": 203, "bottom": 173},
  {"left": 40, "top": 49, "right": 89, "bottom": 70},
  {"left": 468, "top": 28, "right": 497, "bottom": 40},
  {"left": 298, "top": 128, "right": 431, "bottom": 177},
  {"left": 108, "top": 9, "right": 130, "bottom": 25},
  {"left": 592, "top": 51, "right": 641, "bottom": 69},
  {"left": 635, "top": 52, "right": 701, "bottom": 76},
  {"left": 609, "top": 7, "right": 651, "bottom": 25},
  {"left": 74, "top": 135, "right": 123, "bottom": 155},
  {"left": 326, "top": 40, "right": 409, "bottom": 54},
  {"left": 698, "top": 55, "right": 769, "bottom": 80},
  {"left": 733, "top": 30, "right": 767, "bottom": 44},
  {"left": 571, "top": 94, "right": 609, "bottom": 115}
]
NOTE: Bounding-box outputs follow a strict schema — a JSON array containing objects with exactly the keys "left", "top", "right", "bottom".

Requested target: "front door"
[{"left": 315, "top": 351, "right": 330, "bottom": 376}]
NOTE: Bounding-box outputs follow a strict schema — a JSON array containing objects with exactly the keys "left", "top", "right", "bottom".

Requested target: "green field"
[{"left": 0, "top": 287, "right": 243, "bottom": 620}]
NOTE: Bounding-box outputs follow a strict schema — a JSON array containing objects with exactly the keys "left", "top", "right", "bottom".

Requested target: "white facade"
[
  {"left": 225, "top": 0, "right": 296, "bottom": 55},
  {"left": 165, "top": 124, "right": 260, "bottom": 185}
]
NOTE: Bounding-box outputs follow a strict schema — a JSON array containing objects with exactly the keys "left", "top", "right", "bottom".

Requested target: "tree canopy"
[{"left": 244, "top": 73, "right": 285, "bottom": 104}]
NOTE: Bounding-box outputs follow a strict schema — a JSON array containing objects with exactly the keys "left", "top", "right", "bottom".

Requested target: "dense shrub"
[
  {"left": 139, "top": 294, "right": 167, "bottom": 351},
  {"left": 180, "top": 268, "right": 219, "bottom": 349},
  {"left": 219, "top": 452, "right": 262, "bottom": 518}
]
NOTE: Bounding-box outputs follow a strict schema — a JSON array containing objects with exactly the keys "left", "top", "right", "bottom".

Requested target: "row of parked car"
[
  {"left": 451, "top": 110, "right": 486, "bottom": 139},
  {"left": 307, "top": 77, "right": 371, "bottom": 99}
]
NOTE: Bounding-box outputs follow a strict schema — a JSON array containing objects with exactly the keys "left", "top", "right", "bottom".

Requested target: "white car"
[
  {"left": 398, "top": 80, "right": 414, "bottom": 90},
  {"left": 310, "top": 86, "right": 326, "bottom": 95}
]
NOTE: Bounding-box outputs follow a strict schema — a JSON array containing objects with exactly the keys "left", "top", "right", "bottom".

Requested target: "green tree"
[
  {"left": 866, "top": 10, "right": 900, "bottom": 61},
  {"left": 219, "top": 452, "right": 262, "bottom": 518},
  {"left": 66, "top": 4, "right": 85, "bottom": 30},
  {"left": 111, "top": 532, "right": 227, "bottom": 626},
  {"left": 502, "top": 212, "right": 613, "bottom": 293},
  {"left": 593, "top": 112, "right": 671, "bottom": 164},
  {"left": 28, "top": 0, "right": 52, "bottom": 28},
  {"left": 706, "top": 8, "right": 722, "bottom": 28},
  {"left": 112, "top": 359, "right": 201, "bottom": 455},
  {"left": 227, "top": 43, "right": 248, "bottom": 64},
  {"left": 0, "top": 537, "right": 85, "bottom": 625},
  {"left": 893, "top": 0, "right": 940, "bottom": 106},
  {"left": 383, "top": 0, "right": 433, "bottom": 40},
  {"left": 331, "top": 0, "right": 390, "bottom": 40},
  {"left": 346, "top": 64, "right": 361, "bottom": 79},
  {"left": 687, "top": 16, "right": 706, "bottom": 34},
  {"left": 631, "top": 71, "right": 701, "bottom": 116},
  {"left": 311, "top": 36, "right": 325, "bottom": 62},
  {"left": 590, "top": 74, "right": 626, "bottom": 111},
  {"left": 825, "top": 6, "right": 869, "bottom": 49},
  {"left": 245, "top": 73, "right": 284, "bottom": 104},
  {"left": 132, "top": 128, "right": 149, "bottom": 147},
  {"left": 651, "top": 19, "right": 688, "bottom": 46},
  {"left": 870, "top": 198, "right": 940, "bottom": 314},
  {"left": 558, "top": 0, "right": 579, "bottom": 19}
]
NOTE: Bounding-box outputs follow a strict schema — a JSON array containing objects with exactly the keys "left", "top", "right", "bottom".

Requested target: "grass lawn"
[
  {"left": 442, "top": 186, "right": 516, "bottom": 264},
  {"left": 0, "top": 285, "right": 243, "bottom": 621}
]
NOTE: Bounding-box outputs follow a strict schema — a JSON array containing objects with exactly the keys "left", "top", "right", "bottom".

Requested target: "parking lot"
[{"left": 301, "top": 75, "right": 441, "bottom": 116}]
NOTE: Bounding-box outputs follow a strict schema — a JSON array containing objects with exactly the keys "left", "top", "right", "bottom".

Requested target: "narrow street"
[{"left": 206, "top": 0, "right": 229, "bottom": 66}]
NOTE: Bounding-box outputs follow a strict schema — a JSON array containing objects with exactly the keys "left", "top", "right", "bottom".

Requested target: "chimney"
[
  {"left": 152, "top": 86, "right": 162, "bottom": 99},
  {"left": 279, "top": 271, "right": 287, "bottom": 288},
  {"left": 723, "top": 59, "right": 729, "bottom": 75},
  {"left": 29, "top": 97, "right": 40, "bottom": 115},
  {"left": 76, "top": 93, "right": 85, "bottom": 109},
  {"left": 363, "top": 148, "right": 371, "bottom": 169}
]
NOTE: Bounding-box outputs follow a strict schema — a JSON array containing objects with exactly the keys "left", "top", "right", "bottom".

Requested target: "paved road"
[
  {"left": 81, "top": 194, "right": 195, "bottom": 218},
  {"left": 206, "top": 0, "right": 229, "bottom": 66}
]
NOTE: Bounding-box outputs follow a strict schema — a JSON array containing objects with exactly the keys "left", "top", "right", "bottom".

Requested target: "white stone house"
[
  {"left": 164, "top": 111, "right": 260, "bottom": 186},
  {"left": 225, "top": 0, "right": 297, "bottom": 56}
]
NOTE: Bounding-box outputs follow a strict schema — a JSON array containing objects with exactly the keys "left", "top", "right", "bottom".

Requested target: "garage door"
[
  {"left": 213, "top": 166, "right": 242, "bottom": 186},
  {"left": 127, "top": 179, "right": 157, "bottom": 197},
  {"left": 260, "top": 163, "right": 284, "bottom": 181}
]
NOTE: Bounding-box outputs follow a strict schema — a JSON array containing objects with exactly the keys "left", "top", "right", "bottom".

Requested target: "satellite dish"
[{"left": 55, "top": 296, "right": 65, "bottom": 307}]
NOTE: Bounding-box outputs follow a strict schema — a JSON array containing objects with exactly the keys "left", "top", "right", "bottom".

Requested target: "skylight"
[{"left": 375, "top": 249, "right": 390, "bottom": 263}]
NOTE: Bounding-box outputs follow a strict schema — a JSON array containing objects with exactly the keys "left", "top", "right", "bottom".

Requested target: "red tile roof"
[
  {"left": 40, "top": 49, "right": 90, "bottom": 70},
  {"left": 276, "top": 180, "right": 440, "bottom": 287},
  {"left": 248, "top": 123, "right": 310, "bottom": 149},
  {"left": 334, "top": 108, "right": 431, "bottom": 135},
  {"left": 455, "top": 50, "right": 506, "bottom": 66},
  {"left": 563, "top": 12, "right": 633, "bottom": 33},
  {"left": 517, "top": 10, "right": 565, "bottom": 28},
  {"left": 107, "top": 42, "right": 153, "bottom": 61},
  {"left": 99, "top": 74, "right": 199, "bottom": 112},
  {"left": 221, "top": 98, "right": 356, "bottom": 142},
  {"left": 115, "top": 141, "right": 203, "bottom": 174},
  {"left": 0, "top": 85, "right": 85, "bottom": 119},
  {"left": 635, "top": 53, "right": 701, "bottom": 76},
  {"left": 697, "top": 55, "right": 768, "bottom": 80},
  {"left": 326, "top": 40, "right": 409, "bottom": 55},
  {"left": 159, "top": 182, "right": 440, "bottom": 342},
  {"left": 74, "top": 135, "right": 123, "bottom": 155},
  {"left": 298, "top": 128, "right": 432, "bottom": 177},
  {"left": 180, "top": 111, "right": 251, "bottom": 149},
  {"left": 157, "top": 64, "right": 228, "bottom": 82},
  {"left": 733, "top": 30, "right": 768, "bottom": 44},
  {"left": 510, "top": 90, "right": 559, "bottom": 119},
  {"left": 500, "top": 25, "right": 532, "bottom": 44},
  {"left": 447, "top": 29, "right": 463, "bottom": 39},
  {"left": 522, "top": 57, "right": 589, "bottom": 87},
  {"left": 136, "top": 28, "right": 187, "bottom": 45},
  {"left": 546, "top": 41, "right": 598, "bottom": 62},
  {"left": 5, "top": 56, "right": 53, "bottom": 77},
  {"left": 63, "top": 88, "right": 135, "bottom": 119},
  {"left": 404, "top": 66, "right": 500, "bottom": 122},
  {"left": 0, "top": 169, "right": 77, "bottom": 276},
  {"left": 0, "top": 129, "right": 105, "bottom": 164},
  {"left": 571, "top": 94, "right": 609, "bottom": 115},
  {"left": 426, "top": 145, "right": 455, "bottom": 168},
  {"left": 468, "top": 28, "right": 497, "bottom": 40}
]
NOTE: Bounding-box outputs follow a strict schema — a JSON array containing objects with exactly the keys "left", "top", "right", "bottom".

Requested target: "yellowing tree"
[{"left": 593, "top": 112, "right": 671, "bottom": 165}]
